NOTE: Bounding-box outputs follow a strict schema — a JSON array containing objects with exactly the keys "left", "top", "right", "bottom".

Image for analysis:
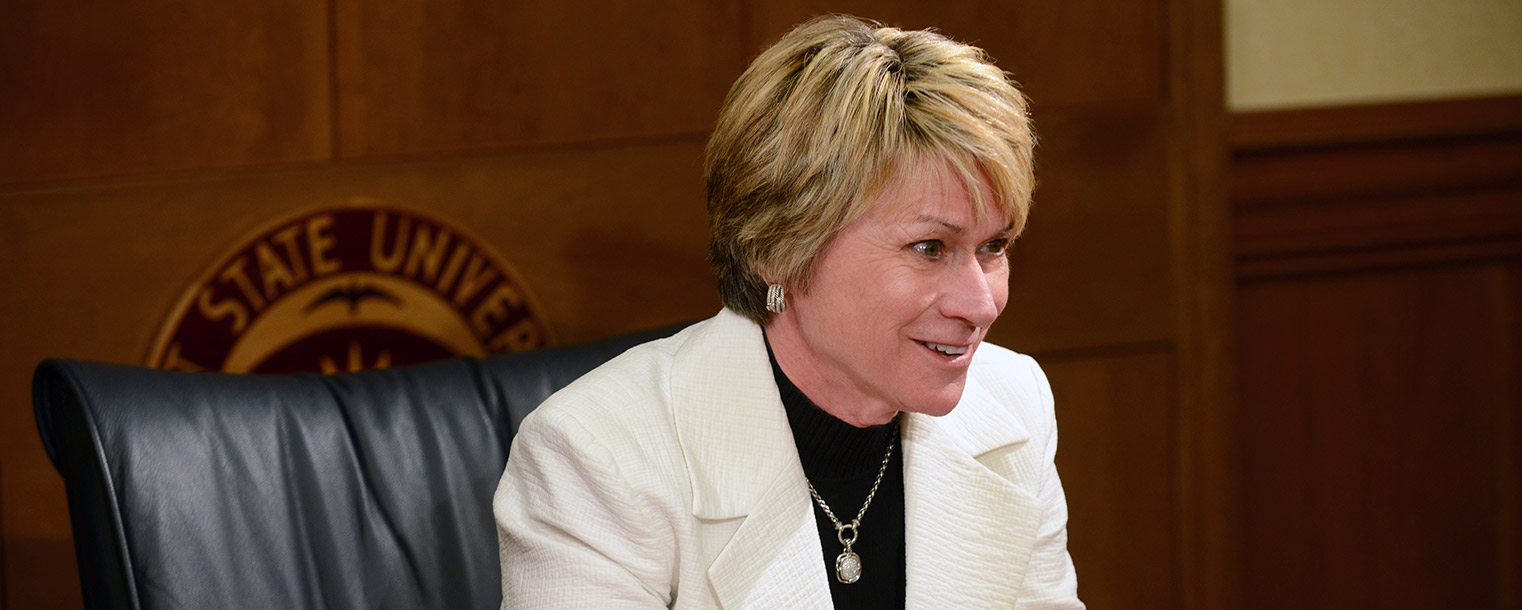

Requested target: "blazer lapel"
[
  {"left": 902, "top": 374, "right": 1043, "bottom": 609},
  {"left": 669, "top": 310, "right": 834, "bottom": 609},
  {"left": 704, "top": 466, "right": 834, "bottom": 609}
]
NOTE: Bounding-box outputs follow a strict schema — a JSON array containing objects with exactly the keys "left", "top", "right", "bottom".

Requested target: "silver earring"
[{"left": 766, "top": 284, "right": 786, "bottom": 313}]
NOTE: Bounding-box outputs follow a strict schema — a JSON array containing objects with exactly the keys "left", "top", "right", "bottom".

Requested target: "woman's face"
[{"left": 772, "top": 159, "right": 1013, "bottom": 424}]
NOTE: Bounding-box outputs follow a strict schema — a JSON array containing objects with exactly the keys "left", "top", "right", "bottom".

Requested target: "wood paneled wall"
[
  {"left": 0, "top": 1, "right": 1230, "bottom": 607},
  {"left": 1232, "top": 95, "right": 1522, "bottom": 609},
  {"left": 0, "top": 0, "right": 333, "bottom": 184},
  {"left": 1044, "top": 347, "right": 1180, "bottom": 609}
]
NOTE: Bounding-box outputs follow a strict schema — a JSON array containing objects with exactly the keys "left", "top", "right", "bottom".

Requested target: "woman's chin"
[
  {"left": 900, "top": 384, "right": 966, "bottom": 418},
  {"left": 909, "top": 403, "right": 958, "bottom": 418}
]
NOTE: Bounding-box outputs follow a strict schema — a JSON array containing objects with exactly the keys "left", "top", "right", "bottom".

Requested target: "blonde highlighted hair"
[{"left": 705, "top": 14, "right": 1036, "bottom": 324}]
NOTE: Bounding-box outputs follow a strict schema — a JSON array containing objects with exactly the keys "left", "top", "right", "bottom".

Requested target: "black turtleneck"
[{"left": 767, "top": 337, "right": 907, "bottom": 610}]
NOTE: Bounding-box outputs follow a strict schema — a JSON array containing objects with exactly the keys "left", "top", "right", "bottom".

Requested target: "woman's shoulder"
[
  {"left": 970, "top": 341, "right": 1036, "bottom": 367},
  {"left": 966, "top": 341, "right": 1056, "bottom": 427},
  {"left": 969, "top": 342, "right": 1048, "bottom": 395},
  {"left": 520, "top": 326, "right": 693, "bottom": 441}
]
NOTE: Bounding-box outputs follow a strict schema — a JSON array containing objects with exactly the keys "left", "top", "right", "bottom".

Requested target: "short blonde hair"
[{"left": 705, "top": 14, "right": 1036, "bottom": 324}]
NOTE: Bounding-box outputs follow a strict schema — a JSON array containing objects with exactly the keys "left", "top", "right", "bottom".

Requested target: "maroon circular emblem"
[{"left": 149, "top": 203, "right": 552, "bottom": 373}]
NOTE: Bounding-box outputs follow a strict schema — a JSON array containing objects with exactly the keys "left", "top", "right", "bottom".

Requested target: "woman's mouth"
[{"left": 917, "top": 340, "right": 969, "bottom": 358}]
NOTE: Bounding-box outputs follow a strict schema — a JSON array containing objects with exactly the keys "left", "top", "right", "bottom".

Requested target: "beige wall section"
[{"left": 1227, "top": 0, "right": 1522, "bottom": 110}]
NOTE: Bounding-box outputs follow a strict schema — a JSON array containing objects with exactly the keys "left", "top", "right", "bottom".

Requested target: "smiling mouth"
[{"left": 917, "top": 340, "right": 969, "bottom": 358}]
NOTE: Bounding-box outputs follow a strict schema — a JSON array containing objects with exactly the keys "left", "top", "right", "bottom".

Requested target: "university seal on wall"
[{"left": 148, "top": 203, "right": 552, "bottom": 374}]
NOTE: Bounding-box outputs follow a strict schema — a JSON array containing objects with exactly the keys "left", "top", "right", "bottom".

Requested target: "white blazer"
[{"left": 495, "top": 309, "right": 1083, "bottom": 609}]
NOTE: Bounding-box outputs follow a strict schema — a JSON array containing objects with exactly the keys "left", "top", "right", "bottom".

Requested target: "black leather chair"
[{"left": 33, "top": 324, "right": 685, "bottom": 610}]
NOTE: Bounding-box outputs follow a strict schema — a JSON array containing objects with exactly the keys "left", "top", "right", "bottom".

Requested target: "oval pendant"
[{"left": 835, "top": 551, "right": 862, "bottom": 584}]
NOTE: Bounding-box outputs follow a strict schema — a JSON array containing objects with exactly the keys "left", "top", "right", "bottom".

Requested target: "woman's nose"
[{"left": 940, "top": 256, "right": 1003, "bottom": 327}]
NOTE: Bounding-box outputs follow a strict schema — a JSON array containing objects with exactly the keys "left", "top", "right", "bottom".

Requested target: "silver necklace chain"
[{"left": 804, "top": 419, "right": 898, "bottom": 584}]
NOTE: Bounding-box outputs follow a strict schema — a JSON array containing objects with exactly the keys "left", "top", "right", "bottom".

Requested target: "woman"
[{"left": 495, "top": 14, "right": 1083, "bottom": 609}]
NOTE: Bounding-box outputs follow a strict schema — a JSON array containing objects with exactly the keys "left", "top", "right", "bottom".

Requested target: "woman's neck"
[{"left": 764, "top": 319, "right": 899, "bottom": 428}]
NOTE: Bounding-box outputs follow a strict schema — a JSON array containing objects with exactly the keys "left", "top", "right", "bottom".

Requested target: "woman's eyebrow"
[
  {"left": 912, "top": 215, "right": 965, "bottom": 234},
  {"left": 910, "top": 216, "right": 1017, "bottom": 237}
]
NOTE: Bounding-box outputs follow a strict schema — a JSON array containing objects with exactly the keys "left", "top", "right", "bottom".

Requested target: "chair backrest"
[{"left": 33, "top": 324, "right": 683, "bottom": 610}]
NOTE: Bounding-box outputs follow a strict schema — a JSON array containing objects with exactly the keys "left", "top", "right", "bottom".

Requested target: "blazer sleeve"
[
  {"left": 494, "top": 406, "right": 676, "bottom": 609},
  {"left": 1015, "top": 356, "right": 1087, "bottom": 610}
]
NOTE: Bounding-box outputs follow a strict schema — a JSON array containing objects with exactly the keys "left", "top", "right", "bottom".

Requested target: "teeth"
[{"left": 924, "top": 342, "right": 968, "bottom": 356}]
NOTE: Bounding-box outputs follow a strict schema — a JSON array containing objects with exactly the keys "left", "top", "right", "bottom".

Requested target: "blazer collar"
[
  {"left": 670, "top": 308, "right": 795, "bottom": 520},
  {"left": 671, "top": 309, "right": 1042, "bottom": 608},
  {"left": 670, "top": 310, "right": 834, "bottom": 607}
]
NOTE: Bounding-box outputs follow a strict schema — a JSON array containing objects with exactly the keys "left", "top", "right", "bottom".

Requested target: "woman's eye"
[
  {"left": 981, "top": 239, "right": 1010, "bottom": 256},
  {"left": 911, "top": 240, "right": 944, "bottom": 258}
]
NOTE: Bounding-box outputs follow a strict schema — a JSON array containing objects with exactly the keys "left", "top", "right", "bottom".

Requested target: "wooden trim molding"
[
  {"left": 1231, "top": 95, "right": 1522, "bottom": 279},
  {"left": 0, "top": 464, "right": 6, "bottom": 607},
  {"left": 1232, "top": 95, "right": 1522, "bottom": 151},
  {"left": 1169, "top": 0, "right": 1239, "bottom": 608}
]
